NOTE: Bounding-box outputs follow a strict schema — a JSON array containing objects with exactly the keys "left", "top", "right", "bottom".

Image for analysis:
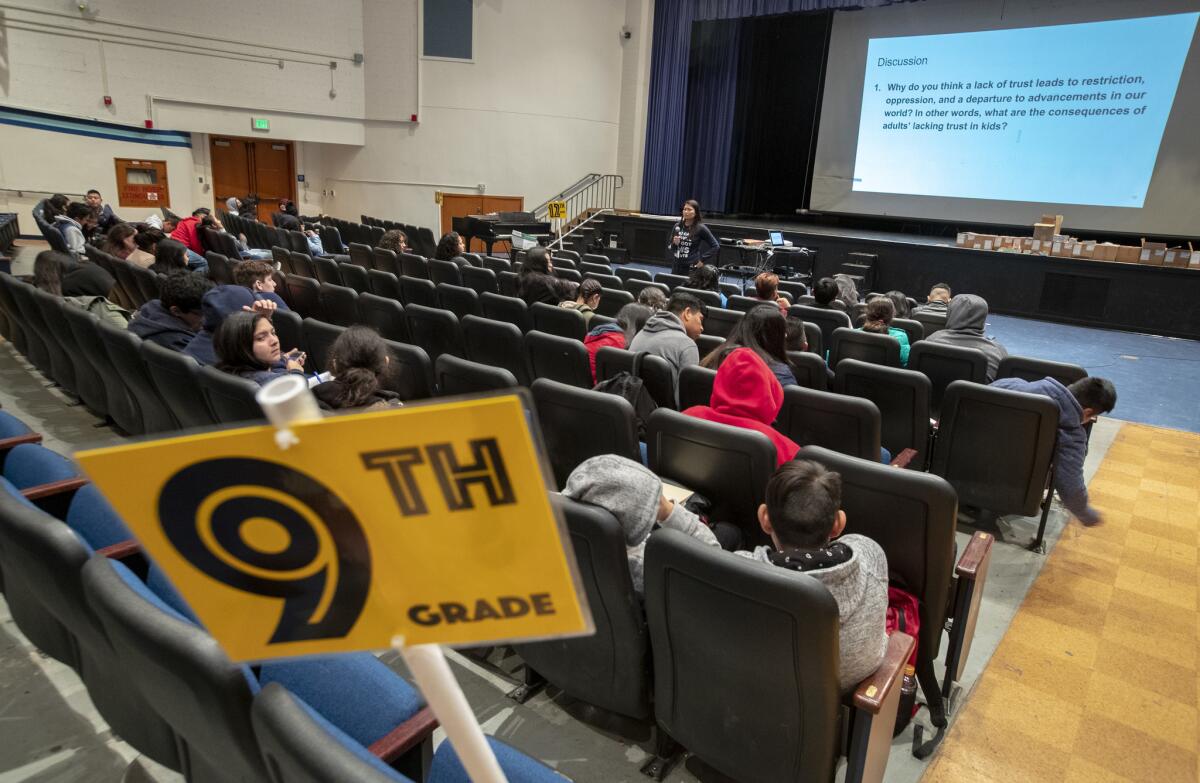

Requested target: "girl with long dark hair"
[
  {"left": 312, "top": 326, "right": 401, "bottom": 411},
  {"left": 214, "top": 311, "right": 306, "bottom": 385},
  {"left": 701, "top": 303, "right": 796, "bottom": 386},
  {"left": 667, "top": 199, "right": 719, "bottom": 275}
]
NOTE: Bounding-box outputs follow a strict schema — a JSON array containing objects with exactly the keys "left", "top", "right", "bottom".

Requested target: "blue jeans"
[{"left": 185, "top": 249, "right": 209, "bottom": 274}]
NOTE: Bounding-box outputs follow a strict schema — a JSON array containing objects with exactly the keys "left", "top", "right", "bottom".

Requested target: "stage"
[{"left": 598, "top": 213, "right": 1200, "bottom": 341}]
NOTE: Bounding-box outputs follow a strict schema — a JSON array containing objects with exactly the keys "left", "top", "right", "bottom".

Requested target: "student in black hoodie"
[{"left": 128, "top": 272, "right": 214, "bottom": 351}]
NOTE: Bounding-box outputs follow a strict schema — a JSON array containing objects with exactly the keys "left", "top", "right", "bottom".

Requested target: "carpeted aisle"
[{"left": 924, "top": 422, "right": 1200, "bottom": 782}]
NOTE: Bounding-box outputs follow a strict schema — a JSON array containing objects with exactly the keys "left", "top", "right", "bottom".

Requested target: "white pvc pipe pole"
[{"left": 255, "top": 376, "right": 507, "bottom": 782}]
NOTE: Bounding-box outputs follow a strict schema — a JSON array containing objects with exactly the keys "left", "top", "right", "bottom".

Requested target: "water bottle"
[{"left": 893, "top": 664, "right": 918, "bottom": 736}]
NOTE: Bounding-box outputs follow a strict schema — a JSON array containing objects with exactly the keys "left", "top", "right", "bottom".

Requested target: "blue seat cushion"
[
  {"left": 0, "top": 475, "right": 38, "bottom": 510},
  {"left": 292, "top": 691, "right": 412, "bottom": 782},
  {"left": 0, "top": 411, "right": 33, "bottom": 439},
  {"left": 258, "top": 653, "right": 425, "bottom": 748},
  {"left": 65, "top": 484, "right": 134, "bottom": 550},
  {"left": 4, "top": 444, "right": 78, "bottom": 490},
  {"left": 429, "top": 736, "right": 568, "bottom": 783},
  {"left": 145, "top": 564, "right": 200, "bottom": 623}
]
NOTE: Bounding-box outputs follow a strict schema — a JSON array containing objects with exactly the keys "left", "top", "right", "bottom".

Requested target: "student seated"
[
  {"left": 559, "top": 278, "right": 602, "bottom": 324},
  {"left": 686, "top": 264, "right": 726, "bottom": 307},
  {"left": 753, "top": 272, "right": 790, "bottom": 314},
  {"left": 736, "top": 459, "right": 888, "bottom": 693},
  {"left": 434, "top": 231, "right": 472, "bottom": 268},
  {"left": 32, "top": 251, "right": 129, "bottom": 327},
  {"left": 628, "top": 291, "right": 705, "bottom": 389},
  {"left": 517, "top": 246, "right": 575, "bottom": 306},
  {"left": 183, "top": 285, "right": 277, "bottom": 365},
  {"left": 214, "top": 311, "right": 306, "bottom": 386},
  {"left": 812, "top": 277, "right": 844, "bottom": 311},
  {"left": 924, "top": 293, "right": 1008, "bottom": 381},
  {"left": 637, "top": 286, "right": 666, "bottom": 311},
  {"left": 913, "top": 282, "right": 952, "bottom": 316},
  {"left": 378, "top": 229, "right": 409, "bottom": 255},
  {"left": 683, "top": 347, "right": 799, "bottom": 466},
  {"left": 990, "top": 375, "right": 1116, "bottom": 527},
  {"left": 149, "top": 239, "right": 192, "bottom": 276},
  {"left": 701, "top": 303, "right": 797, "bottom": 387},
  {"left": 583, "top": 303, "right": 652, "bottom": 382},
  {"left": 231, "top": 260, "right": 289, "bottom": 309},
  {"left": 128, "top": 227, "right": 164, "bottom": 268},
  {"left": 32, "top": 249, "right": 116, "bottom": 300},
  {"left": 129, "top": 271, "right": 213, "bottom": 350},
  {"left": 563, "top": 454, "right": 718, "bottom": 594},
  {"left": 833, "top": 274, "right": 861, "bottom": 310},
  {"left": 859, "top": 297, "right": 910, "bottom": 366},
  {"left": 101, "top": 223, "right": 138, "bottom": 262},
  {"left": 883, "top": 290, "right": 911, "bottom": 319},
  {"left": 54, "top": 202, "right": 97, "bottom": 256},
  {"left": 312, "top": 326, "right": 403, "bottom": 412}
]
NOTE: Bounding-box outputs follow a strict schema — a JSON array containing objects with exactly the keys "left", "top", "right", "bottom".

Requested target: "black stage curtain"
[{"left": 719, "top": 11, "right": 832, "bottom": 217}]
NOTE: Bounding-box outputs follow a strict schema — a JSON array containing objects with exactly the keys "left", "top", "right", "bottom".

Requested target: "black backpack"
[{"left": 592, "top": 351, "right": 659, "bottom": 439}]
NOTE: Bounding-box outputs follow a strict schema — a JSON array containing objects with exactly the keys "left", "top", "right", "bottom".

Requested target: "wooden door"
[
  {"left": 114, "top": 158, "right": 170, "bottom": 208},
  {"left": 439, "top": 194, "right": 525, "bottom": 253},
  {"left": 209, "top": 137, "right": 296, "bottom": 220},
  {"left": 252, "top": 141, "right": 295, "bottom": 221}
]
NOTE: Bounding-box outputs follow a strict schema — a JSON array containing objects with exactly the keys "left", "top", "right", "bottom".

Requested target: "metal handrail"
[
  {"left": 533, "top": 174, "right": 624, "bottom": 224},
  {"left": 551, "top": 208, "right": 615, "bottom": 250}
]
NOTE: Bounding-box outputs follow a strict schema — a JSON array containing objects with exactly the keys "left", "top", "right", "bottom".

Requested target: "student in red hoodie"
[
  {"left": 682, "top": 347, "right": 799, "bottom": 466},
  {"left": 583, "top": 303, "right": 652, "bottom": 382}
]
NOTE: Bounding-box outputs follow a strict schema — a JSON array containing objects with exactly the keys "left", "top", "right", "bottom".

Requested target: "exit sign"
[{"left": 251, "top": 118, "right": 270, "bottom": 131}]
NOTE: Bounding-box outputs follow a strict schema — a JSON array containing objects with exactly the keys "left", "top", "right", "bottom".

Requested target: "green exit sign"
[{"left": 252, "top": 118, "right": 270, "bottom": 131}]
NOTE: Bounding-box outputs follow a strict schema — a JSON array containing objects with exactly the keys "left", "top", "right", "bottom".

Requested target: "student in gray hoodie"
[
  {"left": 563, "top": 454, "right": 718, "bottom": 594},
  {"left": 628, "top": 291, "right": 706, "bottom": 390},
  {"left": 737, "top": 459, "right": 888, "bottom": 693},
  {"left": 923, "top": 293, "right": 1009, "bottom": 381}
]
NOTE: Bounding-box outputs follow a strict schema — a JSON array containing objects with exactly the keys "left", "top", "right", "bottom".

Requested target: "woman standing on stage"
[{"left": 668, "top": 199, "right": 719, "bottom": 275}]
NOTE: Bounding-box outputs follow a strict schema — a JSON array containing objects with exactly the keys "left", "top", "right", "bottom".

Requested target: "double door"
[{"left": 210, "top": 137, "right": 296, "bottom": 222}]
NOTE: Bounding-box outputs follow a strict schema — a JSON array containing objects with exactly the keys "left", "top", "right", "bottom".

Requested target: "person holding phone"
[
  {"left": 668, "top": 199, "right": 719, "bottom": 275},
  {"left": 213, "top": 311, "right": 307, "bottom": 386}
]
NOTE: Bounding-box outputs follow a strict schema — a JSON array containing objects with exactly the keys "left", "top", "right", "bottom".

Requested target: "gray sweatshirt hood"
[
  {"left": 563, "top": 455, "right": 662, "bottom": 547},
  {"left": 944, "top": 294, "right": 988, "bottom": 333},
  {"left": 640, "top": 310, "right": 687, "bottom": 336}
]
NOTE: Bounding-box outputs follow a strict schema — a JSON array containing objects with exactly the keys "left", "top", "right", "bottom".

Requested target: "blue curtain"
[
  {"left": 641, "top": 0, "right": 918, "bottom": 215},
  {"left": 680, "top": 20, "right": 742, "bottom": 214}
]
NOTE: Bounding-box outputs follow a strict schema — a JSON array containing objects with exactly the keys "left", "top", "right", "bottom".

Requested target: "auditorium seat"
[
  {"left": 285, "top": 275, "right": 323, "bottom": 320},
  {"left": 511, "top": 494, "right": 650, "bottom": 722},
  {"left": 624, "top": 279, "right": 670, "bottom": 301},
  {"left": 462, "top": 266, "right": 499, "bottom": 296},
  {"left": 204, "top": 251, "right": 235, "bottom": 285},
  {"left": 789, "top": 304, "right": 851, "bottom": 356},
  {"left": 498, "top": 271, "right": 521, "bottom": 298},
  {"left": 531, "top": 302, "right": 587, "bottom": 341},
  {"left": 272, "top": 309, "right": 306, "bottom": 356},
  {"left": 301, "top": 319, "right": 344, "bottom": 374},
  {"left": 399, "top": 276, "right": 438, "bottom": 309},
  {"left": 356, "top": 294, "right": 409, "bottom": 343},
  {"left": 52, "top": 297, "right": 109, "bottom": 417},
  {"left": 908, "top": 341, "right": 989, "bottom": 416},
  {"left": 96, "top": 323, "right": 179, "bottom": 434},
  {"left": 435, "top": 354, "right": 519, "bottom": 396},
  {"left": 653, "top": 273, "right": 687, "bottom": 291},
  {"left": 996, "top": 355, "right": 1087, "bottom": 387},
  {"left": 615, "top": 267, "right": 652, "bottom": 284},
  {"left": 786, "top": 350, "right": 830, "bottom": 391},
  {"left": 584, "top": 272, "right": 622, "bottom": 291},
  {"left": 672, "top": 286, "right": 722, "bottom": 309},
  {"left": 196, "top": 365, "right": 263, "bottom": 424},
  {"left": 0, "top": 272, "right": 30, "bottom": 357},
  {"left": 399, "top": 252, "right": 427, "bottom": 280},
  {"left": 482, "top": 256, "right": 512, "bottom": 275},
  {"left": 367, "top": 269, "right": 404, "bottom": 301},
  {"left": 677, "top": 364, "right": 716, "bottom": 411},
  {"left": 579, "top": 261, "right": 613, "bottom": 277},
  {"left": 403, "top": 304, "right": 464, "bottom": 362},
  {"left": 462, "top": 315, "right": 530, "bottom": 386},
  {"left": 597, "top": 287, "right": 634, "bottom": 318},
  {"left": 829, "top": 327, "right": 901, "bottom": 368},
  {"left": 530, "top": 380, "right": 641, "bottom": 487},
  {"left": 317, "top": 283, "right": 360, "bottom": 327},
  {"left": 381, "top": 339, "right": 435, "bottom": 401},
  {"left": 524, "top": 331, "right": 592, "bottom": 389},
  {"left": 435, "top": 283, "right": 481, "bottom": 320},
  {"left": 726, "top": 294, "right": 765, "bottom": 313},
  {"left": 594, "top": 347, "right": 677, "bottom": 410},
  {"left": 891, "top": 317, "right": 925, "bottom": 345},
  {"left": 313, "top": 255, "right": 342, "bottom": 286},
  {"left": 702, "top": 307, "right": 742, "bottom": 339},
  {"left": 645, "top": 409, "right": 775, "bottom": 541},
  {"left": 834, "top": 359, "right": 931, "bottom": 468},
  {"left": 81, "top": 555, "right": 436, "bottom": 783},
  {"left": 911, "top": 310, "right": 947, "bottom": 337},
  {"left": 289, "top": 251, "right": 316, "bottom": 280},
  {"left": 480, "top": 293, "right": 532, "bottom": 333},
  {"left": 65, "top": 304, "right": 144, "bottom": 434},
  {"left": 930, "top": 380, "right": 1060, "bottom": 550},
  {"left": 348, "top": 243, "right": 373, "bottom": 269},
  {"left": 429, "top": 259, "right": 464, "bottom": 288},
  {"left": 643, "top": 529, "right": 912, "bottom": 782},
  {"left": 337, "top": 262, "right": 370, "bottom": 294},
  {"left": 554, "top": 267, "right": 582, "bottom": 284},
  {"left": 775, "top": 385, "right": 882, "bottom": 462},
  {"left": 140, "top": 341, "right": 218, "bottom": 429},
  {"left": 9, "top": 280, "right": 64, "bottom": 383}
]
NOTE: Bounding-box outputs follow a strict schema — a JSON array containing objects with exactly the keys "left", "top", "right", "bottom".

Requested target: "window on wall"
[{"left": 423, "top": 0, "right": 473, "bottom": 60}]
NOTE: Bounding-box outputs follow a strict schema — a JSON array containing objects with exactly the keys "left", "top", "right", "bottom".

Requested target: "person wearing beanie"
[
  {"left": 182, "top": 284, "right": 278, "bottom": 365},
  {"left": 563, "top": 454, "right": 718, "bottom": 593},
  {"left": 682, "top": 347, "right": 800, "bottom": 466}
]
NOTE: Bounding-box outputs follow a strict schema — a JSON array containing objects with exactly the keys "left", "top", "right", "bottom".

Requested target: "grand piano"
[{"left": 453, "top": 212, "right": 552, "bottom": 257}]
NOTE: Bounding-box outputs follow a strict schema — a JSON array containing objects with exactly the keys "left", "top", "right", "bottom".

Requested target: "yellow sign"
[
  {"left": 76, "top": 394, "right": 592, "bottom": 662},
  {"left": 547, "top": 200, "right": 567, "bottom": 220}
]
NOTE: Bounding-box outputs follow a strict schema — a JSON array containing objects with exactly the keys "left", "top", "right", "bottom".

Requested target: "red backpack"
[{"left": 886, "top": 586, "right": 921, "bottom": 735}]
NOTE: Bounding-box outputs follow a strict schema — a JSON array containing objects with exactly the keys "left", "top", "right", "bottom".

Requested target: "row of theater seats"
[
  {"left": 0, "top": 410, "right": 563, "bottom": 782},
  {"left": 361, "top": 213, "right": 439, "bottom": 258}
]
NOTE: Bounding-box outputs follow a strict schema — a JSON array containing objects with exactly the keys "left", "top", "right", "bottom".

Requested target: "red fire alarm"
[
  {"left": 411, "top": 113, "right": 418, "bottom": 122},
  {"left": 144, "top": 119, "right": 154, "bottom": 129},
  {"left": 103, "top": 95, "right": 112, "bottom": 106}
]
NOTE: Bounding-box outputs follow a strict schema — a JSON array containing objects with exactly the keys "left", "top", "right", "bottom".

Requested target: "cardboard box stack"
[{"left": 953, "top": 215, "right": 1196, "bottom": 270}]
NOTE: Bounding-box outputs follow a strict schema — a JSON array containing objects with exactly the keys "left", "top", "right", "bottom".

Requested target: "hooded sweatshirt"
[
  {"left": 563, "top": 454, "right": 718, "bottom": 593},
  {"left": 627, "top": 310, "right": 700, "bottom": 392},
  {"left": 583, "top": 323, "right": 625, "bottom": 382},
  {"left": 737, "top": 534, "right": 889, "bottom": 692},
  {"left": 682, "top": 348, "right": 800, "bottom": 466},
  {"left": 182, "top": 285, "right": 258, "bottom": 365},
  {"left": 924, "top": 294, "right": 1008, "bottom": 381},
  {"left": 990, "top": 376, "right": 1099, "bottom": 525},
  {"left": 171, "top": 216, "right": 205, "bottom": 255},
  {"left": 129, "top": 299, "right": 199, "bottom": 351},
  {"left": 53, "top": 214, "right": 87, "bottom": 255}
]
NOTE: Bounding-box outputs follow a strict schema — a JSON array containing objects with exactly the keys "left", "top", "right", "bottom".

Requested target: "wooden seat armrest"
[
  {"left": 956, "top": 531, "right": 994, "bottom": 579},
  {"left": 889, "top": 448, "right": 917, "bottom": 469},
  {"left": 0, "top": 433, "right": 43, "bottom": 452},
  {"left": 852, "top": 632, "right": 914, "bottom": 714},
  {"left": 368, "top": 706, "right": 439, "bottom": 765},
  {"left": 97, "top": 539, "right": 141, "bottom": 560},
  {"left": 22, "top": 477, "right": 88, "bottom": 501}
]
